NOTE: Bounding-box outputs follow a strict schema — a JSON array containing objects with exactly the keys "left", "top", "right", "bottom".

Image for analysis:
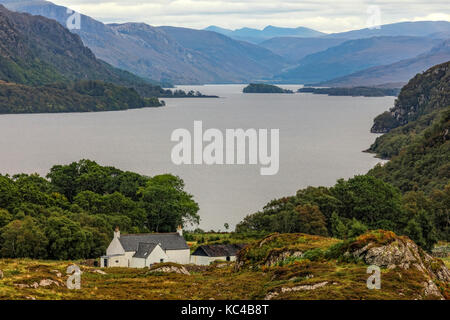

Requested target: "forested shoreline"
[{"left": 0, "top": 160, "right": 199, "bottom": 260}]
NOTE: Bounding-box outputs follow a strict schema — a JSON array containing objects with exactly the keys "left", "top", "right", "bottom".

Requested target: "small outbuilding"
[{"left": 190, "top": 244, "right": 246, "bottom": 265}]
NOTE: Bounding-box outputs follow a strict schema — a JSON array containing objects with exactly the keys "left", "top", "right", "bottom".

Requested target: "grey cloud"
[{"left": 51, "top": 0, "right": 450, "bottom": 32}]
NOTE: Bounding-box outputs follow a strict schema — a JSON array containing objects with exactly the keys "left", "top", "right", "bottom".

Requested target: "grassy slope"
[{"left": 1, "top": 232, "right": 447, "bottom": 300}]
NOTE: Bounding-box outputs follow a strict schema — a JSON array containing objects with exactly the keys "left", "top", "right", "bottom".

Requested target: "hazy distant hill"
[
  {"left": 205, "top": 25, "right": 324, "bottom": 44},
  {"left": 326, "top": 21, "right": 450, "bottom": 39},
  {"left": 157, "top": 26, "right": 288, "bottom": 83},
  {"left": 275, "top": 36, "right": 443, "bottom": 83},
  {"left": 320, "top": 40, "right": 450, "bottom": 87},
  {"left": 260, "top": 37, "right": 348, "bottom": 63},
  {"left": 2, "top": 0, "right": 287, "bottom": 84}
]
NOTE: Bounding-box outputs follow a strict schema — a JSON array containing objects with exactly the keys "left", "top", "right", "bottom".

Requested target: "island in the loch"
[
  {"left": 160, "top": 89, "right": 219, "bottom": 98},
  {"left": 243, "top": 83, "right": 294, "bottom": 93},
  {"left": 298, "top": 86, "right": 400, "bottom": 97}
]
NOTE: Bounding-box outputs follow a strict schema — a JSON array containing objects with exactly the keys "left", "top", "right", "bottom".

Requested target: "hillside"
[
  {"left": 260, "top": 37, "right": 347, "bottom": 63},
  {"left": 159, "top": 26, "right": 288, "bottom": 83},
  {"left": 0, "top": 5, "right": 164, "bottom": 99},
  {"left": 2, "top": 0, "right": 287, "bottom": 84},
  {"left": 320, "top": 40, "right": 450, "bottom": 87},
  {"left": 275, "top": 36, "right": 443, "bottom": 83},
  {"left": 365, "top": 62, "right": 449, "bottom": 195},
  {"left": 0, "top": 231, "right": 448, "bottom": 300},
  {"left": 371, "top": 61, "right": 450, "bottom": 134}
]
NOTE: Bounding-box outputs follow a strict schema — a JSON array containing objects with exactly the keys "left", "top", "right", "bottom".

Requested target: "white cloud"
[{"left": 50, "top": 0, "right": 450, "bottom": 32}]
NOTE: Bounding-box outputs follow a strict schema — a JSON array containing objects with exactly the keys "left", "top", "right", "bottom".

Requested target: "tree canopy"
[{"left": 0, "top": 160, "right": 200, "bottom": 260}]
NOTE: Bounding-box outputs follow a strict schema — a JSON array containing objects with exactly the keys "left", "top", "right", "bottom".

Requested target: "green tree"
[
  {"left": 0, "top": 209, "right": 13, "bottom": 228},
  {"left": 138, "top": 174, "right": 200, "bottom": 232},
  {"left": 45, "top": 216, "right": 93, "bottom": 260},
  {"left": 330, "top": 212, "right": 348, "bottom": 239},
  {"left": 0, "top": 217, "right": 48, "bottom": 259}
]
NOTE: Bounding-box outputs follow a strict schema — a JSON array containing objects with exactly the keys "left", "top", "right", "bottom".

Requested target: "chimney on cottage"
[
  {"left": 177, "top": 225, "right": 183, "bottom": 237},
  {"left": 114, "top": 226, "right": 120, "bottom": 239}
]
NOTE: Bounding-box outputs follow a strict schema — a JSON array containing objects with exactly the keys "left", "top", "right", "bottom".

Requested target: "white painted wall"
[
  {"left": 190, "top": 255, "right": 236, "bottom": 265},
  {"left": 101, "top": 254, "right": 128, "bottom": 268},
  {"left": 166, "top": 249, "right": 190, "bottom": 265},
  {"left": 130, "top": 245, "right": 169, "bottom": 268},
  {"left": 106, "top": 236, "right": 125, "bottom": 256}
]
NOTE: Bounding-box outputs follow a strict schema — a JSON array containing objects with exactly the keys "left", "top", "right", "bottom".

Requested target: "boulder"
[
  {"left": 93, "top": 269, "right": 106, "bottom": 275},
  {"left": 349, "top": 232, "right": 450, "bottom": 299},
  {"left": 149, "top": 264, "right": 190, "bottom": 275}
]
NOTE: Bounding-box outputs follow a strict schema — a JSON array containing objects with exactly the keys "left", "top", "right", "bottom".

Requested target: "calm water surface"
[{"left": 0, "top": 85, "right": 393, "bottom": 229}]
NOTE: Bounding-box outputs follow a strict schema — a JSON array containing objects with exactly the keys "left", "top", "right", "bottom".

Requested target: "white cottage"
[
  {"left": 190, "top": 244, "right": 246, "bottom": 265},
  {"left": 101, "top": 227, "right": 190, "bottom": 268}
]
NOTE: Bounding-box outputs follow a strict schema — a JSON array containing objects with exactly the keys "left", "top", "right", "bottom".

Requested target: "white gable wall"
[
  {"left": 106, "top": 236, "right": 125, "bottom": 256},
  {"left": 130, "top": 245, "right": 169, "bottom": 268}
]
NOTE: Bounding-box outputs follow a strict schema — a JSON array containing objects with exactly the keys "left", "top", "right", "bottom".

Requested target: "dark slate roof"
[
  {"left": 192, "top": 244, "right": 246, "bottom": 257},
  {"left": 119, "top": 233, "right": 189, "bottom": 251},
  {"left": 132, "top": 243, "right": 158, "bottom": 259}
]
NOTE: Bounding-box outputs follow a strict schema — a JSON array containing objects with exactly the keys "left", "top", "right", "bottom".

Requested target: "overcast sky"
[{"left": 51, "top": 0, "right": 450, "bottom": 33}]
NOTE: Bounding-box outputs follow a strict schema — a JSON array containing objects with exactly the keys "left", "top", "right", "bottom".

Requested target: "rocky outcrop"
[
  {"left": 265, "top": 281, "right": 329, "bottom": 300},
  {"left": 348, "top": 232, "right": 450, "bottom": 299},
  {"left": 263, "top": 250, "right": 303, "bottom": 267},
  {"left": 15, "top": 279, "right": 62, "bottom": 289},
  {"left": 148, "top": 264, "right": 190, "bottom": 275}
]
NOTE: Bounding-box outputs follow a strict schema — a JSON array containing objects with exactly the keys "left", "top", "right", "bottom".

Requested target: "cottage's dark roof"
[
  {"left": 119, "top": 233, "right": 189, "bottom": 251},
  {"left": 192, "top": 244, "right": 246, "bottom": 257},
  {"left": 132, "top": 243, "right": 158, "bottom": 259}
]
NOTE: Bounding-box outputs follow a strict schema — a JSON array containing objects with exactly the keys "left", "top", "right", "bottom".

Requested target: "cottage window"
[{"left": 160, "top": 259, "right": 164, "bottom": 263}]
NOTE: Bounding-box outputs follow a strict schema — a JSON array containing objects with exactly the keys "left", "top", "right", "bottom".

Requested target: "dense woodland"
[
  {"left": 0, "top": 160, "right": 199, "bottom": 260},
  {"left": 0, "top": 80, "right": 162, "bottom": 113}
]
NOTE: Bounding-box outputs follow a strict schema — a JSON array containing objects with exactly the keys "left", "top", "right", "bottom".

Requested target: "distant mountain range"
[
  {"left": 204, "top": 25, "right": 325, "bottom": 44},
  {"left": 2, "top": 0, "right": 450, "bottom": 86},
  {"left": 2, "top": 0, "right": 287, "bottom": 84},
  {"left": 259, "top": 37, "right": 348, "bottom": 63},
  {"left": 318, "top": 40, "right": 450, "bottom": 87},
  {"left": 275, "top": 36, "right": 444, "bottom": 83},
  {"left": 325, "top": 21, "right": 450, "bottom": 39}
]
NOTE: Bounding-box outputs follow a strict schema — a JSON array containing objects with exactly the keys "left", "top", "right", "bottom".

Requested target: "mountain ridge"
[
  {"left": 2, "top": 0, "right": 288, "bottom": 84},
  {"left": 320, "top": 40, "right": 450, "bottom": 87},
  {"left": 275, "top": 36, "right": 444, "bottom": 83}
]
